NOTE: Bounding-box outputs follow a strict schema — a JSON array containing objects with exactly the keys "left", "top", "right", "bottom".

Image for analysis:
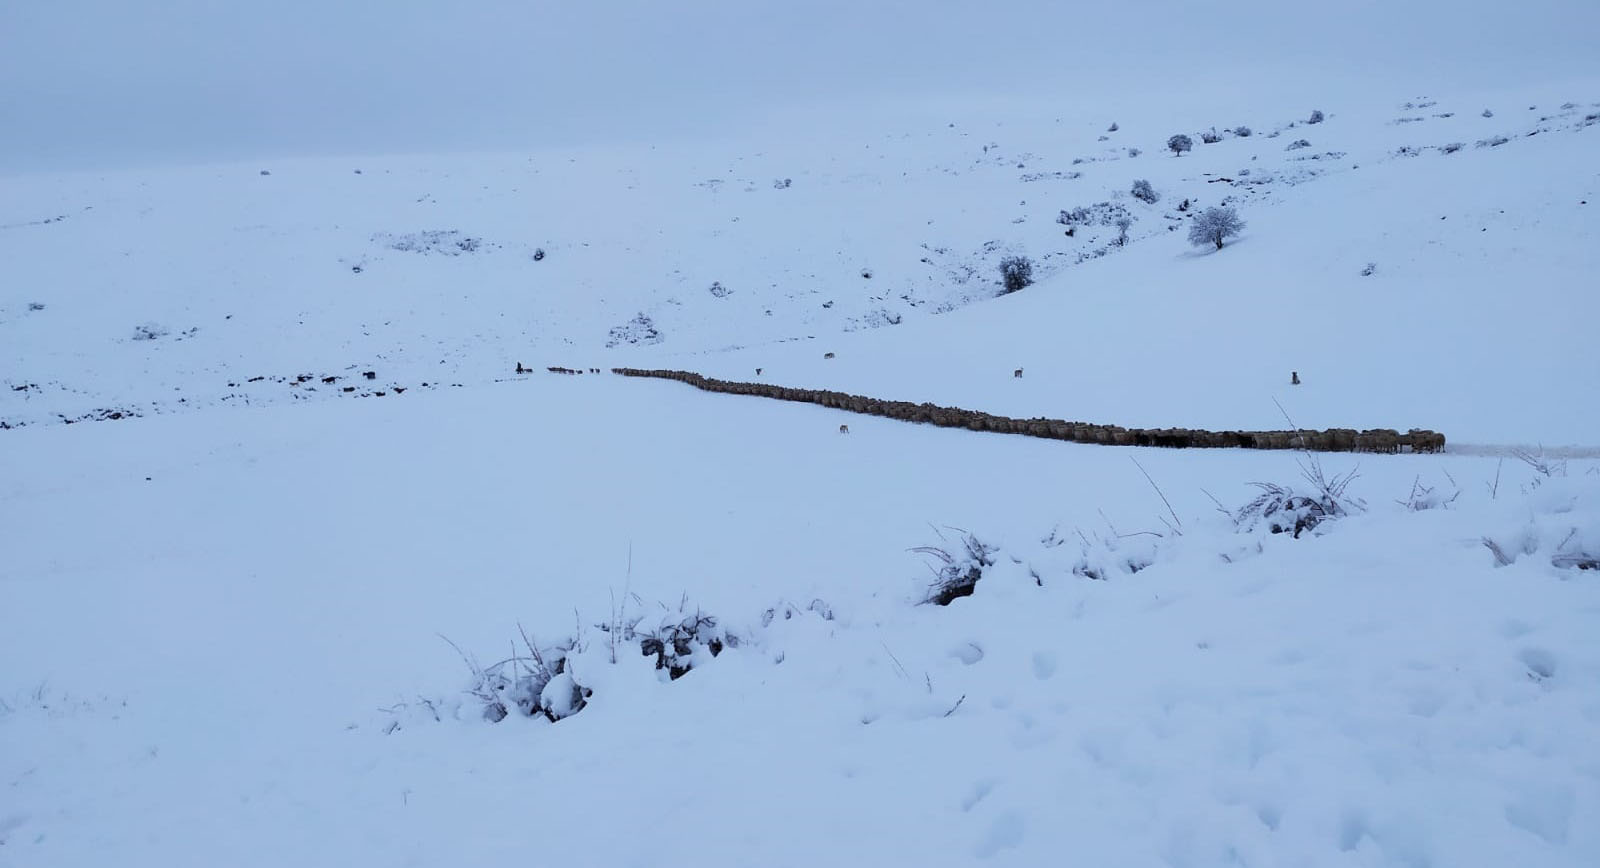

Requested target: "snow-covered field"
[{"left": 3, "top": 2, "right": 1599, "bottom": 866}]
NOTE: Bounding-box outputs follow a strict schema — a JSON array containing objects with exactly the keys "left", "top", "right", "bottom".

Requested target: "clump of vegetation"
[
  {"left": 1234, "top": 459, "right": 1362, "bottom": 539},
  {"left": 913, "top": 529, "right": 997, "bottom": 605},
  {"left": 999, "top": 256, "right": 1034, "bottom": 293},
  {"left": 1167, "top": 134, "right": 1193, "bottom": 156}
]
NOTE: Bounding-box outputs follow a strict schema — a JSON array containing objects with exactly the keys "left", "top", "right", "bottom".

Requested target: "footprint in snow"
[{"left": 973, "top": 810, "right": 1025, "bottom": 858}]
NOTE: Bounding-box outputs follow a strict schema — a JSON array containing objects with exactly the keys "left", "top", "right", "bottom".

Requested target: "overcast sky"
[{"left": 3, "top": 1, "right": 1596, "bottom": 171}]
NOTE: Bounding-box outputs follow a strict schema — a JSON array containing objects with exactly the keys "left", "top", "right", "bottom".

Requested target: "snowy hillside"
[{"left": 3, "top": 2, "right": 1599, "bottom": 867}]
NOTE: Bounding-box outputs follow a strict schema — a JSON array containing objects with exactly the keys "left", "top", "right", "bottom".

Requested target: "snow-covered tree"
[
  {"left": 1131, "top": 179, "right": 1159, "bottom": 204},
  {"left": 1187, "top": 206, "right": 1245, "bottom": 251},
  {"left": 1167, "top": 134, "right": 1193, "bottom": 156}
]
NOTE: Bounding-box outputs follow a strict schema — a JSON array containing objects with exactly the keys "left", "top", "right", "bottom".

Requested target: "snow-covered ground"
[{"left": 3, "top": 2, "right": 1599, "bottom": 866}]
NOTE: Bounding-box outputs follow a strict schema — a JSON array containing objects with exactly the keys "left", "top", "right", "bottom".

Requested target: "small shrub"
[
  {"left": 1481, "top": 108, "right": 1494, "bottom": 118},
  {"left": 1233, "top": 126, "right": 1252, "bottom": 137},
  {"left": 623, "top": 603, "right": 735, "bottom": 681},
  {"left": 1107, "top": 122, "right": 1119, "bottom": 132},
  {"left": 1360, "top": 262, "right": 1377, "bottom": 277},
  {"left": 132, "top": 322, "right": 169, "bottom": 341},
  {"left": 1167, "top": 134, "right": 1193, "bottom": 156},
  {"left": 1476, "top": 135, "right": 1509, "bottom": 148},
  {"left": 1115, "top": 217, "right": 1132, "bottom": 246},
  {"left": 442, "top": 631, "right": 588, "bottom": 724},
  {"left": 1131, "top": 179, "right": 1159, "bottom": 204},
  {"left": 1236, "top": 485, "right": 1339, "bottom": 538},
  {"left": 1187, "top": 206, "right": 1245, "bottom": 251},
  {"left": 28, "top": 302, "right": 46, "bottom": 311},
  {"left": 1127, "top": 147, "right": 1141, "bottom": 158},
  {"left": 1200, "top": 127, "right": 1222, "bottom": 144},
  {"left": 532, "top": 247, "right": 546, "bottom": 261},
  {"left": 912, "top": 530, "right": 997, "bottom": 605},
  {"left": 708, "top": 281, "right": 732, "bottom": 298},
  {"left": 999, "top": 256, "right": 1034, "bottom": 293},
  {"left": 1308, "top": 109, "right": 1325, "bottom": 124},
  {"left": 1440, "top": 142, "right": 1464, "bottom": 154},
  {"left": 772, "top": 178, "right": 792, "bottom": 189},
  {"left": 1285, "top": 139, "right": 1311, "bottom": 151}
]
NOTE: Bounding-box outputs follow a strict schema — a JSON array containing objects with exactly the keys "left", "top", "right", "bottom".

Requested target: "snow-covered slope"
[
  {"left": 5, "top": 84, "right": 1596, "bottom": 444},
  {"left": 3, "top": 377, "right": 1598, "bottom": 866},
  {"left": 3, "top": 2, "right": 1599, "bottom": 866}
]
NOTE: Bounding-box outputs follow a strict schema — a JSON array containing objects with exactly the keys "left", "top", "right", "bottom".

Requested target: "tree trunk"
[{"left": 1214, "top": 236, "right": 1224, "bottom": 250}]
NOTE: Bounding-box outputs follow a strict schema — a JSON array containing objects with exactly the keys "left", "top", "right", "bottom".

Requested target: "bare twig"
[
  {"left": 1130, "top": 456, "right": 1183, "bottom": 533},
  {"left": 943, "top": 694, "right": 967, "bottom": 717},
  {"left": 881, "top": 642, "right": 911, "bottom": 681},
  {"left": 437, "top": 633, "right": 482, "bottom": 678},
  {"left": 1200, "top": 487, "right": 1232, "bottom": 519}
]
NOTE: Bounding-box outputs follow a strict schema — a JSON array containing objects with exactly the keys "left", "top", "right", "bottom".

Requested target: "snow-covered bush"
[
  {"left": 1167, "top": 134, "right": 1193, "bottom": 156},
  {"left": 1285, "top": 139, "right": 1312, "bottom": 151},
  {"left": 1127, "top": 147, "right": 1141, "bottom": 158},
  {"left": 377, "top": 229, "right": 487, "bottom": 256},
  {"left": 442, "top": 630, "right": 589, "bottom": 724},
  {"left": 1059, "top": 201, "right": 1132, "bottom": 227},
  {"left": 132, "top": 322, "right": 169, "bottom": 341},
  {"left": 1308, "top": 109, "right": 1325, "bottom": 124},
  {"left": 708, "top": 281, "right": 732, "bottom": 298},
  {"left": 998, "top": 256, "right": 1033, "bottom": 293},
  {"left": 1233, "top": 125, "right": 1252, "bottom": 137},
  {"left": 912, "top": 529, "right": 997, "bottom": 605},
  {"left": 606, "top": 312, "right": 663, "bottom": 347},
  {"left": 1234, "top": 460, "right": 1362, "bottom": 538},
  {"left": 1200, "top": 128, "right": 1222, "bottom": 144},
  {"left": 619, "top": 602, "right": 736, "bottom": 681},
  {"left": 1069, "top": 529, "right": 1160, "bottom": 581},
  {"left": 1482, "top": 463, "right": 1600, "bottom": 571},
  {"left": 1131, "top": 179, "right": 1159, "bottom": 204},
  {"left": 1115, "top": 217, "right": 1132, "bottom": 246},
  {"left": 1186, "top": 206, "right": 1246, "bottom": 250}
]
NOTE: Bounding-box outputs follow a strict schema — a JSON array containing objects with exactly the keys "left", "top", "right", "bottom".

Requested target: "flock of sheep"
[{"left": 603, "top": 367, "right": 1447, "bottom": 453}]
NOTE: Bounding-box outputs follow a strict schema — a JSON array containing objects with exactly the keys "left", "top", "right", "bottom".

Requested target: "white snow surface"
[{"left": 4, "top": 3, "right": 1600, "bottom": 866}]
